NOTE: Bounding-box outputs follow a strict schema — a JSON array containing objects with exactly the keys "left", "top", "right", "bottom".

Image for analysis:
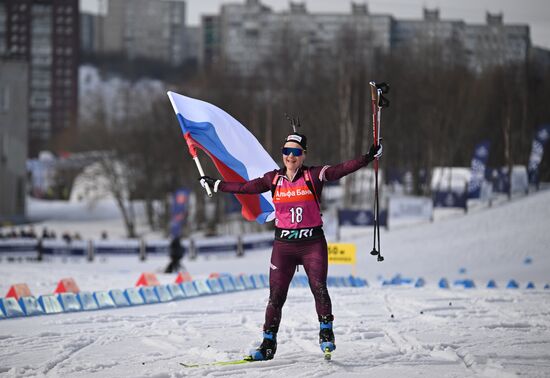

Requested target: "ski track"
[{"left": 1, "top": 288, "right": 550, "bottom": 377}]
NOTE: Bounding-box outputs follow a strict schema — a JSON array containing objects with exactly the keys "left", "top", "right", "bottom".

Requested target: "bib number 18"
[{"left": 290, "top": 207, "right": 303, "bottom": 223}]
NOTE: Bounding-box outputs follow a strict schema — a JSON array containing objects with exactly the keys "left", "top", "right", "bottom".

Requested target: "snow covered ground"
[{"left": 1, "top": 190, "right": 550, "bottom": 377}]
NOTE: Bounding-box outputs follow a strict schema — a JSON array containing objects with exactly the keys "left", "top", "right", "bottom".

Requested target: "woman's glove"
[
  {"left": 366, "top": 144, "right": 383, "bottom": 162},
  {"left": 199, "top": 176, "right": 221, "bottom": 192}
]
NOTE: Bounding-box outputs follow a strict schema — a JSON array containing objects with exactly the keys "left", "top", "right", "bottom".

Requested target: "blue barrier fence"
[
  {"left": 0, "top": 274, "right": 368, "bottom": 319},
  {"left": 2, "top": 273, "right": 547, "bottom": 320}
]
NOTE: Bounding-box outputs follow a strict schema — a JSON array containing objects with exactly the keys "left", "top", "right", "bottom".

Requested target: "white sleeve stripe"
[{"left": 319, "top": 165, "right": 330, "bottom": 181}]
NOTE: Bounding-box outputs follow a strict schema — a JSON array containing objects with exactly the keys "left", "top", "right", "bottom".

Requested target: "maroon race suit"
[{"left": 219, "top": 154, "right": 371, "bottom": 332}]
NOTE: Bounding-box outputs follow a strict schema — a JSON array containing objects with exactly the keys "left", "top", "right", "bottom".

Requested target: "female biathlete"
[{"left": 199, "top": 131, "right": 382, "bottom": 360}]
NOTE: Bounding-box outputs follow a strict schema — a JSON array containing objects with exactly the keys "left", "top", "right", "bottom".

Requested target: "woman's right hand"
[{"left": 199, "top": 176, "right": 221, "bottom": 192}]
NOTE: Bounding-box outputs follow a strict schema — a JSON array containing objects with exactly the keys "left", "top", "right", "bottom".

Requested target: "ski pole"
[
  {"left": 369, "top": 82, "right": 389, "bottom": 262},
  {"left": 375, "top": 92, "right": 383, "bottom": 262},
  {"left": 369, "top": 81, "right": 380, "bottom": 259}
]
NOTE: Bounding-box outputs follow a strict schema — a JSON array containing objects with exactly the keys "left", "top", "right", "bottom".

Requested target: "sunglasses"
[{"left": 281, "top": 147, "right": 304, "bottom": 156}]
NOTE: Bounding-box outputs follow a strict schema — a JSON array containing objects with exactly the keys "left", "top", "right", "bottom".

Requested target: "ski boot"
[
  {"left": 319, "top": 315, "right": 335, "bottom": 359},
  {"left": 247, "top": 330, "right": 277, "bottom": 361}
]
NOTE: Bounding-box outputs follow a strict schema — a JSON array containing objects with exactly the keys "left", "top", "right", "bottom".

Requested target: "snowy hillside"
[{"left": 1, "top": 190, "right": 549, "bottom": 377}]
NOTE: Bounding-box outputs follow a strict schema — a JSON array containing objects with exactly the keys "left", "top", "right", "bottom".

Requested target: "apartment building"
[
  {"left": 201, "top": 1, "right": 531, "bottom": 75},
  {"left": 0, "top": 0, "right": 79, "bottom": 155}
]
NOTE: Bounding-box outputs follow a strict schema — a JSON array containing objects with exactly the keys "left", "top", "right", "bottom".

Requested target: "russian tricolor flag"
[{"left": 167, "top": 91, "right": 278, "bottom": 223}]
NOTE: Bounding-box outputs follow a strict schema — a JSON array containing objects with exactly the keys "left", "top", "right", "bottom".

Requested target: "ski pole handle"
[
  {"left": 369, "top": 82, "right": 380, "bottom": 173},
  {"left": 369, "top": 82, "right": 379, "bottom": 147}
]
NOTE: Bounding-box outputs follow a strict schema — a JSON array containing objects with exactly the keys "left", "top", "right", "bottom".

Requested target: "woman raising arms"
[{"left": 200, "top": 130, "right": 382, "bottom": 360}]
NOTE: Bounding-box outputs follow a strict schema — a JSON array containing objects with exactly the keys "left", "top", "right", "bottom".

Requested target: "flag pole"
[{"left": 183, "top": 131, "right": 212, "bottom": 197}]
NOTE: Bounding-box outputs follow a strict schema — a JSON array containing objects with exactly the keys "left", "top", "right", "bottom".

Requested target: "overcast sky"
[{"left": 81, "top": 0, "right": 550, "bottom": 49}]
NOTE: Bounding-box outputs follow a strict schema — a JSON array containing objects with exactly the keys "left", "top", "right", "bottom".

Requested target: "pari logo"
[{"left": 280, "top": 228, "right": 314, "bottom": 239}]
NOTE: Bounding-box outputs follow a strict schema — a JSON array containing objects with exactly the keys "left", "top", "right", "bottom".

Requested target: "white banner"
[{"left": 388, "top": 196, "right": 433, "bottom": 227}]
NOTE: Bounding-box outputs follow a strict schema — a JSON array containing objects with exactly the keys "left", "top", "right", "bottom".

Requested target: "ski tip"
[{"left": 179, "top": 362, "right": 199, "bottom": 368}]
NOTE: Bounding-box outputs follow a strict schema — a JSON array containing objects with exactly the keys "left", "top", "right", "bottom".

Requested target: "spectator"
[
  {"left": 36, "top": 237, "right": 44, "bottom": 262},
  {"left": 165, "top": 236, "right": 185, "bottom": 273},
  {"left": 41, "top": 227, "right": 51, "bottom": 239},
  {"left": 28, "top": 227, "right": 37, "bottom": 239},
  {"left": 62, "top": 232, "right": 72, "bottom": 244}
]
